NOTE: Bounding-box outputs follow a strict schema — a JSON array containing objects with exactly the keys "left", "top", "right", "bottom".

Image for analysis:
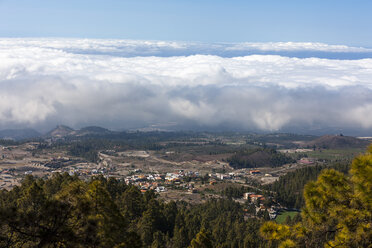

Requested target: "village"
[
  {"left": 0, "top": 139, "right": 314, "bottom": 222},
  {"left": 4, "top": 130, "right": 365, "bottom": 224}
]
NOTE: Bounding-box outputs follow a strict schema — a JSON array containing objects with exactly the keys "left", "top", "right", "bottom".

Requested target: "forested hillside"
[
  {"left": 0, "top": 174, "right": 265, "bottom": 248},
  {"left": 305, "top": 134, "right": 369, "bottom": 149},
  {"left": 261, "top": 145, "right": 372, "bottom": 247},
  {"left": 226, "top": 148, "right": 295, "bottom": 169},
  {"left": 264, "top": 161, "right": 350, "bottom": 208}
]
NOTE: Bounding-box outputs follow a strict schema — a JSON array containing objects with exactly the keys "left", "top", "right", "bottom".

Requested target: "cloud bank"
[
  {"left": 2, "top": 38, "right": 372, "bottom": 58},
  {"left": 1, "top": 38, "right": 372, "bottom": 134}
]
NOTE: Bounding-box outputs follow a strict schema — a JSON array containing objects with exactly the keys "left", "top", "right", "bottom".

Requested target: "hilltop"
[
  {"left": 45, "top": 125, "right": 113, "bottom": 138},
  {"left": 45, "top": 125, "right": 75, "bottom": 138},
  {"left": 305, "top": 134, "right": 370, "bottom": 149}
]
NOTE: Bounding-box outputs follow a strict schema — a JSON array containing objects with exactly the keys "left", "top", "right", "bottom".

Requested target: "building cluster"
[
  {"left": 209, "top": 171, "right": 248, "bottom": 180},
  {"left": 249, "top": 170, "right": 261, "bottom": 175},
  {"left": 125, "top": 170, "right": 200, "bottom": 184},
  {"left": 119, "top": 169, "right": 207, "bottom": 194},
  {"left": 256, "top": 205, "right": 280, "bottom": 220},
  {"left": 299, "top": 158, "right": 314, "bottom": 164},
  {"left": 243, "top": 192, "right": 265, "bottom": 202},
  {"left": 125, "top": 173, "right": 164, "bottom": 184},
  {"left": 243, "top": 192, "right": 282, "bottom": 220},
  {"left": 165, "top": 170, "right": 199, "bottom": 182}
]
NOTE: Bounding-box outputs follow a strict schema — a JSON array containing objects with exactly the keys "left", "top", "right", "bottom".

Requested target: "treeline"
[
  {"left": 221, "top": 186, "right": 247, "bottom": 198},
  {"left": 55, "top": 132, "right": 201, "bottom": 162},
  {"left": 221, "top": 185, "right": 263, "bottom": 199},
  {"left": 64, "top": 138, "right": 163, "bottom": 162},
  {"left": 0, "top": 139, "right": 19, "bottom": 146},
  {"left": 265, "top": 161, "right": 350, "bottom": 208},
  {"left": 0, "top": 174, "right": 266, "bottom": 247},
  {"left": 226, "top": 148, "right": 295, "bottom": 169},
  {"left": 68, "top": 142, "right": 100, "bottom": 162},
  {"left": 63, "top": 131, "right": 200, "bottom": 150},
  {"left": 248, "top": 133, "right": 316, "bottom": 148}
]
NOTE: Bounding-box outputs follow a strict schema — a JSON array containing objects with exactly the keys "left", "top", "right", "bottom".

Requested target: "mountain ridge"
[{"left": 305, "top": 134, "right": 370, "bottom": 149}]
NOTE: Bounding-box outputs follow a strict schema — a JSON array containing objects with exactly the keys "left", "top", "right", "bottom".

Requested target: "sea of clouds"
[{"left": 1, "top": 38, "right": 372, "bottom": 134}]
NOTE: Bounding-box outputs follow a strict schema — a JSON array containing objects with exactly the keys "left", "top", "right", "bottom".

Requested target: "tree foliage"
[
  {"left": 0, "top": 173, "right": 265, "bottom": 247},
  {"left": 189, "top": 229, "right": 213, "bottom": 248},
  {"left": 227, "top": 148, "right": 295, "bottom": 169},
  {"left": 260, "top": 145, "right": 372, "bottom": 247},
  {"left": 264, "top": 161, "right": 350, "bottom": 209}
]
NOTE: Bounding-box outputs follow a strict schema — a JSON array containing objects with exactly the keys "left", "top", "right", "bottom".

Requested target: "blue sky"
[{"left": 1, "top": 0, "right": 372, "bottom": 46}]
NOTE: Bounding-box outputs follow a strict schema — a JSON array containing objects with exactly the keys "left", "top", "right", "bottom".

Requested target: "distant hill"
[
  {"left": 45, "top": 125, "right": 75, "bottom": 138},
  {"left": 76, "top": 126, "right": 111, "bottom": 136},
  {"left": 305, "top": 135, "right": 370, "bottom": 149},
  {"left": 45, "top": 125, "right": 115, "bottom": 138},
  {"left": 0, "top": 128, "right": 41, "bottom": 140},
  {"left": 227, "top": 148, "right": 295, "bottom": 169}
]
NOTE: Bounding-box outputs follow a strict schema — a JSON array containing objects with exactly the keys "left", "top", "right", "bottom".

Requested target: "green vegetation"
[
  {"left": 302, "top": 148, "right": 365, "bottom": 161},
  {"left": 221, "top": 185, "right": 261, "bottom": 199},
  {"left": 260, "top": 145, "right": 372, "bottom": 247},
  {"left": 0, "top": 139, "right": 19, "bottom": 146},
  {"left": 265, "top": 161, "right": 350, "bottom": 209},
  {"left": 275, "top": 211, "right": 299, "bottom": 224},
  {"left": 68, "top": 142, "right": 100, "bottom": 162},
  {"left": 1, "top": 130, "right": 370, "bottom": 247},
  {"left": 247, "top": 133, "right": 316, "bottom": 148},
  {"left": 189, "top": 229, "right": 213, "bottom": 248},
  {"left": 221, "top": 185, "right": 247, "bottom": 198},
  {"left": 0, "top": 174, "right": 265, "bottom": 247},
  {"left": 306, "top": 134, "right": 369, "bottom": 149},
  {"left": 227, "top": 148, "right": 295, "bottom": 169}
]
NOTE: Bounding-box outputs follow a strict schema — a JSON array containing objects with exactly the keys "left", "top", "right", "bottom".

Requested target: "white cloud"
[
  {"left": 0, "top": 38, "right": 372, "bottom": 133},
  {"left": 1, "top": 38, "right": 372, "bottom": 58},
  {"left": 225, "top": 42, "right": 372, "bottom": 52}
]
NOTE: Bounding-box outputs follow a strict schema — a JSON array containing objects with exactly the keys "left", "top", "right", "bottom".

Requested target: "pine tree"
[
  {"left": 260, "top": 145, "right": 372, "bottom": 247},
  {"left": 189, "top": 229, "right": 213, "bottom": 248}
]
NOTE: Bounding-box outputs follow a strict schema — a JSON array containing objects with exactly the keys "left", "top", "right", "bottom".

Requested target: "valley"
[{"left": 1, "top": 126, "right": 369, "bottom": 209}]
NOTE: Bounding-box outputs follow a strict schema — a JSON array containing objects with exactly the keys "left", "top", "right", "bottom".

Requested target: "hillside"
[
  {"left": 0, "top": 128, "right": 41, "bottom": 140},
  {"left": 76, "top": 126, "right": 111, "bottom": 136},
  {"left": 227, "top": 148, "right": 295, "bottom": 169},
  {"left": 305, "top": 135, "right": 369, "bottom": 149},
  {"left": 45, "top": 125, "right": 75, "bottom": 138},
  {"left": 0, "top": 174, "right": 264, "bottom": 247}
]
